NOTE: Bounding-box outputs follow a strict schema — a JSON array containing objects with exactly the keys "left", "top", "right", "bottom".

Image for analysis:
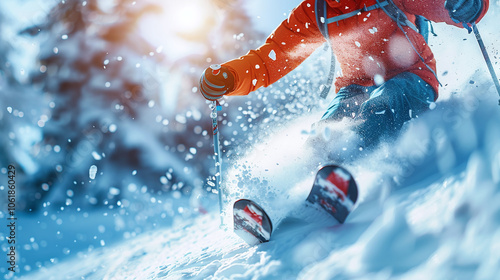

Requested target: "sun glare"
[
  {"left": 170, "top": 2, "right": 210, "bottom": 35},
  {"left": 138, "top": 0, "right": 216, "bottom": 59}
]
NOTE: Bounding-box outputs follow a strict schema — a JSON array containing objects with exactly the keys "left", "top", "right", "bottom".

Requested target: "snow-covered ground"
[
  {"left": 3, "top": 1, "right": 500, "bottom": 280},
  {"left": 18, "top": 93, "right": 500, "bottom": 279}
]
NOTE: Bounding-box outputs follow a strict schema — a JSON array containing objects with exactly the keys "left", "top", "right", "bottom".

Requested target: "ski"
[
  {"left": 233, "top": 199, "right": 273, "bottom": 245},
  {"left": 233, "top": 165, "right": 358, "bottom": 245},
  {"left": 306, "top": 164, "right": 358, "bottom": 224}
]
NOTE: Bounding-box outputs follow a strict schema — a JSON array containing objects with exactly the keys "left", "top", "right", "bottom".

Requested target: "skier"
[{"left": 199, "top": 0, "right": 489, "bottom": 149}]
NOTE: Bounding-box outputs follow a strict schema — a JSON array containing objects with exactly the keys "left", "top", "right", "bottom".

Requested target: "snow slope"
[
  {"left": 19, "top": 94, "right": 500, "bottom": 280},
  {"left": 12, "top": 3, "right": 500, "bottom": 280}
]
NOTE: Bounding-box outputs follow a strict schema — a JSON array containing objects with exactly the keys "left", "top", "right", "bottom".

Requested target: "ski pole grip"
[{"left": 210, "top": 64, "right": 222, "bottom": 76}]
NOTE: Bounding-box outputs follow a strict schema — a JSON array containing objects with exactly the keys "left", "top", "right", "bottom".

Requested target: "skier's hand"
[
  {"left": 199, "top": 64, "right": 235, "bottom": 101},
  {"left": 445, "top": 0, "right": 483, "bottom": 24}
]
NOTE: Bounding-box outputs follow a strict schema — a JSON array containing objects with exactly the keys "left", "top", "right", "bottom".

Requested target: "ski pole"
[
  {"left": 211, "top": 100, "right": 224, "bottom": 225},
  {"left": 471, "top": 23, "right": 500, "bottom": 105}
]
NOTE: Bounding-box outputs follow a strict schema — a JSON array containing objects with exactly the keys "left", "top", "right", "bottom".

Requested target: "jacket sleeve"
[
  {"left": 223, "top": 0, "right": 324, "bottom": 96},
  {"left": 395, "top": 0, "right": 489, "bottom": 27}
]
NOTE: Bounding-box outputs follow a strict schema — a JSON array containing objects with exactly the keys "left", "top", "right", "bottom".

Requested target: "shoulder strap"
[
  {"left": 326, "top": 1, "right": 390, "bottom": 25},
  {"left": 375, "top": 0, "right": 418, "bottom": 33},
  {"left": 315, "top": 0, "right": 329, "bottom": 39}
]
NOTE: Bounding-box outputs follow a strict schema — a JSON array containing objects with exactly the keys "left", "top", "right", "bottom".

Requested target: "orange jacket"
[{"left": 223, "top": 0, "right": 489, "bottom": 99}]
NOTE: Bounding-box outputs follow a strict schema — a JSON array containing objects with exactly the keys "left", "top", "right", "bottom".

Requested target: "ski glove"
[
  {"left": 445, "top": 0, "right": 483, "bottom": 24},
  {"left": 199, "top": 65, "right": 235, "bottom": 101}
]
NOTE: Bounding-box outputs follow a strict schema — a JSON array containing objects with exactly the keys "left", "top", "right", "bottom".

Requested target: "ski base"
[
  {"left": 306, "top": 165, "right": 358, "bottom": 224},
  {"left": 233, "top": 199, "right": 273, "bottom": 245}
]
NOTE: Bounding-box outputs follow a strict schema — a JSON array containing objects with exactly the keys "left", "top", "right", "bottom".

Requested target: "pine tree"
[{"left": 23, "top": 0, "right": 203, "bottom": 210}]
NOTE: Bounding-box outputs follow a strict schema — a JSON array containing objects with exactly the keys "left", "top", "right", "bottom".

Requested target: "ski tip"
[
  {"left": 307, "top": 164, "right": 359, "bottom": 224},
  {"left": 233, "top": 199, "right": 273, "bottom": 245},
  {"left": 317, "top": 164, "right": 358, "bottom": 204}
]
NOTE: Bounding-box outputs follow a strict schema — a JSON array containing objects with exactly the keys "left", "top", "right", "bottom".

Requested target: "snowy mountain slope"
[
  {"left": 18, "top": 89, "right": 500, "bottom": 280},
  {"left": 11, "top": 2, "right": 500, "bottom": 280}
]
